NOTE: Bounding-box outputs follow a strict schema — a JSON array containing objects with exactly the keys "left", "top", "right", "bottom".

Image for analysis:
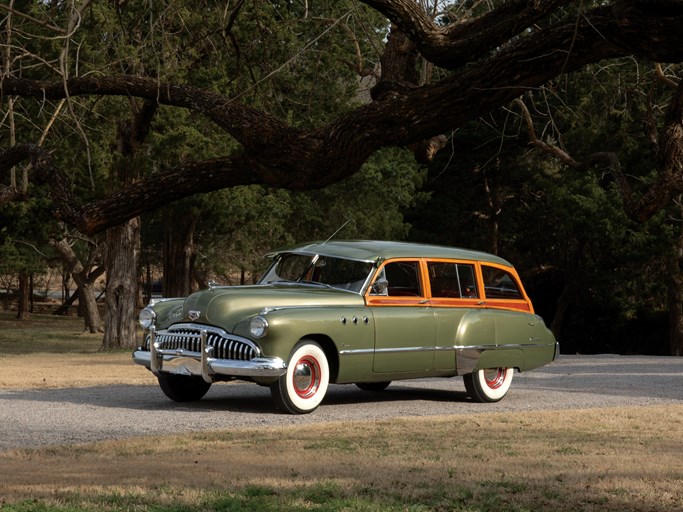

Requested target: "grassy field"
[
  {"left": 1, "top": 311, "right": 682, "bottom": 511},
  {"left": 0, "top": 310, "right": 107, "bottom": 354}
]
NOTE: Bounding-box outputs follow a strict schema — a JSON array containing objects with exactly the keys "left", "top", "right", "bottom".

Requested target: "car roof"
[{"left": 267, "top": 240, "right": 513, "bottom": 267}]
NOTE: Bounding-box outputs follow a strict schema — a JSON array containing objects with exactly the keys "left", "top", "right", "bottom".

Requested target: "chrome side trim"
[
  {"left": 339, "top": 348, "right": 374, "bottom": 356},
  {"left": 374, "top": 346, "right": 434, "bottom": 354},
  {"left": 338, "top": 342, "right": 554, "bottom": 375},
  {"left": 453, "top": 342, "right": 555, "bottom": 375},
  {"left": 454, "top": 342, "right": 553, "bottom": 350},
  {"left": 340, "top": 342, "right": 551, "bottom": 357}
]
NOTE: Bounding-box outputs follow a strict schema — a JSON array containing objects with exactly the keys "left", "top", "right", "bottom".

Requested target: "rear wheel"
[
  {"left": 464, "top": 367, "right": 513, "bottom": 403},
  {"left": 271, "top": 340, "right": 329, "bottom": 414},
  {"left": 356, "top": 381, "right": 391, "bottom": 392},
  {"left": 157, "top": 374, "right": 212, "bottom": 402}
]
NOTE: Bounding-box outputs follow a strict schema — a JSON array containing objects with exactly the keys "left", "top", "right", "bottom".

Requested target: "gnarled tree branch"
[
  {"left": 1, "top": 0, "right": 683, "bottom": 234},
  {"left": 515, "top": 77, "right": 683, "bottom": 224}
]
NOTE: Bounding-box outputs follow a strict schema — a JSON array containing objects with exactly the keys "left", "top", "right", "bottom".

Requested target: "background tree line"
[{"left": 1, "top": 1, "right": 682, "bottom": 355}]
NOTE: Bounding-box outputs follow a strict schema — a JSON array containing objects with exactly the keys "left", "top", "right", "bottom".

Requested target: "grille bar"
[{"left": 148, "top": 323, "right": 259, "bottom": 361}]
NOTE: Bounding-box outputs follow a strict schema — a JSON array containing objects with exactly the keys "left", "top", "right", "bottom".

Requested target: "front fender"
[
  {"left": 147, "top": 298, "right": 185, "bottom": 330},
  {"left": 233, "top": 306, "right": 376, "bottom": 382}
]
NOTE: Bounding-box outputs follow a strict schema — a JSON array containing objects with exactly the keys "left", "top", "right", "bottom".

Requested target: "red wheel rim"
[
  {"left": 483, "top": 368, "right": 506, "bottom": 390},
  {"left": 292, "top": 355, "right": 321, "bottom": 399}
]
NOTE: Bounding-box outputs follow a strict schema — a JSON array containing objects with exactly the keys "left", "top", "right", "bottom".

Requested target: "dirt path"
[{"left": 1, "top": 354, "right": 682, "bottom": 452}]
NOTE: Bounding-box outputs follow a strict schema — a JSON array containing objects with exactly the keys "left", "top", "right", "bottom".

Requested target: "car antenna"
[{"left": 322, "top": 219, "right": 351, "bottom": 244}]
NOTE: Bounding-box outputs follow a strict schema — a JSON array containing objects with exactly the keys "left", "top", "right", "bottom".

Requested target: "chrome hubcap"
[
  {"left": 293, "top": 356, "right": 320, "bottom": 398},
  {"left": 483, "top": 368, "right": 506, "bottom": 389}
]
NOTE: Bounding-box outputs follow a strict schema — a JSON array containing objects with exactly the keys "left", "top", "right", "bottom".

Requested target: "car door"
[
  {"left": 426, "top": 259, "right": 485, "bottom": 371},
  {"left": 365, "top": 259, "right": 436, "bottom": 374}
]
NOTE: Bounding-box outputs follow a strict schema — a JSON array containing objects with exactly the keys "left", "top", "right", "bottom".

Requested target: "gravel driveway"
[{"left": 1, "top": 354, "right": 681, "bottom": 451}]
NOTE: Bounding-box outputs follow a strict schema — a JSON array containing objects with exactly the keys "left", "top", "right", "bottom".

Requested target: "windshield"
[{"left": 258, "top": 253, "right": 374, "bottom": 293}]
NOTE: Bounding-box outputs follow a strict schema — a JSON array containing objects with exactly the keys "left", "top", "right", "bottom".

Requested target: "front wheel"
[
  {"left": 157, "top": 374, "right": 212, "bottom": 402},
  {"left": 464, "top": 367, "right": 513, "bottom": 403},
  {"left": 271, "top": 340, "right": 329, "bottom": 414}
]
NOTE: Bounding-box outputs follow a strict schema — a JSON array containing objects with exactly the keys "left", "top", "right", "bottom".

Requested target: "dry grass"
[
  {"left": 0, "top": 310, "right": 107, "bottom": 355},
  {"left": 0, "top": 310, "right": 150, "bottom": 389},
  {"left": 1, "top": 312, "right": 682, "bottom": 511},
  {"left": 0, "top": 352, "right": 155, "bottom": 388},
  {"left": 1, "top": 405, "right": 682, "bottom": 511}
]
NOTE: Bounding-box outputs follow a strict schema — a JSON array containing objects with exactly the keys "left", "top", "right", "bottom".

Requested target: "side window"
[
  {"left": 428, "top": 262, "right": 478, "bottom": 298},
  {"left": 481, "top": 266, "right": 523, "bottom": 299},
  {"left": 374, "top": 261, "right": 422, "bottom": 297}
]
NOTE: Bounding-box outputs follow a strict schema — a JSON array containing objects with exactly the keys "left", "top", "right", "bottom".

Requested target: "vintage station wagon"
[{"left": 133, "top": 240, "right": 558, "bottom": 413}]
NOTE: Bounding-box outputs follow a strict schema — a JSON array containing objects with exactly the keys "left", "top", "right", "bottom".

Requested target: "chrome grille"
[{"left": 145, "top": 323, "right": 258, "bottom": 361}]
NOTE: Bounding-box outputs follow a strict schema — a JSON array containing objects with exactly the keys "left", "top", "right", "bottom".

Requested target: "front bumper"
[{"left": 132, "top": 326, "right": 286, "bottom": 383}]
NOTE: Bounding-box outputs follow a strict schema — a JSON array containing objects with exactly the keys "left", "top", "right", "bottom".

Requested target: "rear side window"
[
  {"left": 428, "top": 262, "right": 478, "bottom": 298},
  {"left": 481, "top": 266, "right": 523, "bottom": 299}
]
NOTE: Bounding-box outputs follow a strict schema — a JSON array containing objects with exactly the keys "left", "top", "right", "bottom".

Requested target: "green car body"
[{"left": 133, "top": 240, "right": 559, "bottom": 413}]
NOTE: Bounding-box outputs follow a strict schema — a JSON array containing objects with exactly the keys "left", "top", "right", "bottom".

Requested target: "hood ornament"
[
  {"left": 208, "top": 280, "right": 217, "bottom": 290},
  {"left": 188, "top": 310, "right": 201, "bottom": 321}
]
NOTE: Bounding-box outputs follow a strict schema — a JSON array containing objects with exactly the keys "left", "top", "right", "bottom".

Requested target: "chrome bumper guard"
[{"left": 132, "top": 326, "right": 286, "bottom": 383}]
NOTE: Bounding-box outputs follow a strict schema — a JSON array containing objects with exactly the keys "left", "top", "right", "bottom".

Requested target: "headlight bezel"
[
  {"left": 138, "top": 307, "right": 157, "bottom": 329},
  {"left": 249, "top": 315, "right": 269, "bottom": 338}
]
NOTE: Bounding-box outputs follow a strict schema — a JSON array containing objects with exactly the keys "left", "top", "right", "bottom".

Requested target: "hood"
[{"left": 178, "top": 284, "right": 364, "bottom": 330}]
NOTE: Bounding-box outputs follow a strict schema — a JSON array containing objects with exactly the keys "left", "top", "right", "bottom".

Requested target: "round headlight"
[
  {"left": 138, "top": 307, "right": 156, "bottom": 329},
  {"left": 250, "top": 315, "right": 269, "bottom": 338}
]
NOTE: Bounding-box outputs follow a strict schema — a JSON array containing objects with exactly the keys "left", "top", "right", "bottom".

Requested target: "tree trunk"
[
  {"left": 163, "top": 206, "right": 199, "bottom": 297},
  {"left": 668, "top": 202, "right": 683, "bottom": 356},
  {"left": 78, "top": 282, "right": 102, "bottom": 332},
  {"left": 667, "top": 269, "right": 683, "bottom": 356},
  {"left": 101, "top": 217, "right": 140, "bottom": 350},
  {"left": 16, "top": 270, "right": 30, "bottom": 320},
  {"left": 100, "top": 101, "right": 156, "bottom": 349},
  {"left": 50, "top": 238, "right": 104, "bottom": 332}
]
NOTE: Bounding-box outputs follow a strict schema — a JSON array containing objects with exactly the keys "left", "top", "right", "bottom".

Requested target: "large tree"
[{"left": 2, "top": 0, "right": 682, "bottom": 235}]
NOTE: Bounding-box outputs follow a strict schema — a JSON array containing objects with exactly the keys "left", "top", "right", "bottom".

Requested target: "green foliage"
[
  {"left": 410, "top": 59, "right": 678, "bottom": 354},
  {"left": 188, "top": 147, "right": 425, "bottom": 283},
  {"left": 2, "top": 2, "right": 681, "bottom": 354},
  {"left": 0, "top": 196, "right": 59, "bottom": 274}
]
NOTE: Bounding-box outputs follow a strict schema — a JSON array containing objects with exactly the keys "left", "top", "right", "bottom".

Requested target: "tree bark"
[
  {"left": 16, "top": 270, "right": 30, "bottom": 320},
  {"left": 668, "top": 201, "right": 683, "bottom": 357},
  {"left": 50, "top": 238, "right": 104, "bottom": 332},
  {"left": 100, "top": 101, "right": 157, "bottom": 350},
  {"left": 163, "top": 207, "right": 199, "bottom": 297},
  {"left": 101, "top": 218, "right": 140, "bottom": 350}
]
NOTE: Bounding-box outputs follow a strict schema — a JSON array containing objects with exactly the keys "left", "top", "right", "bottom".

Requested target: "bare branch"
[
  {"left": 515, "top": 78, "right": 683, "bottom": 224},
  {"left": 360, "top": 0, "right": 570, "bottom": 68},
  {"left": 0, "top": 3, "right": 66, "bottom": 34},
  {"left": 656, "top": 63, "right": 681, "bottom": 89}
]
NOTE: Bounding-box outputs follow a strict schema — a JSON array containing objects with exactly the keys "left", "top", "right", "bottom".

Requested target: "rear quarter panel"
[{"left": 453, "top": 309, "right": 556, "bottom": 373}]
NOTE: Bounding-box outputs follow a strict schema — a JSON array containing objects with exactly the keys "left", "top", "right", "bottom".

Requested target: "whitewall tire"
[
  {"left": 464, "top": 367, "right": 514, "bottom": 403},
  {"left": 270, "top": 340, "right": 329, "bottom": 414}
]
